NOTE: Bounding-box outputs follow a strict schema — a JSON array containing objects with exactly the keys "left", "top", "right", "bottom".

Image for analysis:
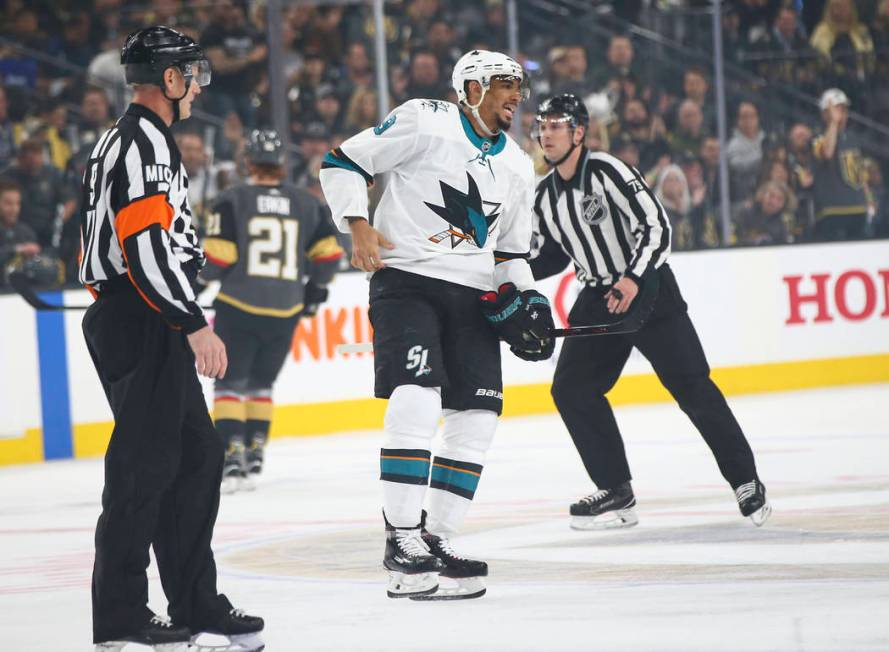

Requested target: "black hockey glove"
[
  {"left": 301, "top": 282, "right": 329, "bottom": 318},
  {"left": 479, "top": 283, "right": 555, "bottom": 361}
]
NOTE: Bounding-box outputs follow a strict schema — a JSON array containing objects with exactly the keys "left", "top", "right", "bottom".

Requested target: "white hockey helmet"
[
  {"left": 819, "top": 88, "right": 850, "bottom": 111},
  {"left": 452, "top": 49, "right": 529, "bottom": 108}
]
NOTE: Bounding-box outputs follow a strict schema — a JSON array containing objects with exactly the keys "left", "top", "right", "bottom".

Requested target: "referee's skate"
[
  {"left": 735, "top": 479, "right": 772, "bottom": 526},
  {"left": 188, "top": 607, "right": 265, "bottom": 652},
  {"left": 569, "top": 481, "right": 639, "bottom": 530},
  {"left": 93, "top": 613, "right": 190, "bottom": 651}
]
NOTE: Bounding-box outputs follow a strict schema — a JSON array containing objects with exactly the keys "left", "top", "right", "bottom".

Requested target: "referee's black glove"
[
  {"left": 301, "top": 282, "right": 329, "bottom": 318},
  {"left": 479, "top": 283, "right": 555, "bottom": 361}
]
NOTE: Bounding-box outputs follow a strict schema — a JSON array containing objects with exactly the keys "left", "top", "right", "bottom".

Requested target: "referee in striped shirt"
[
  {"left": 530, "top": 94, "right": 770, "bottom": 529},
  {"left": 79, "top": 27, "right": 261, "bottom": 648}
]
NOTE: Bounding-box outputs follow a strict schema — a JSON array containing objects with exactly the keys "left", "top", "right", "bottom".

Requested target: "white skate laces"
[
  {"left": 735, "top": 480, "right": 771, "bottom": 526},
  {"left": 149, "top": 614, "right": 173, "bottom": 628},
  {"left": 230, "top": 608, "right": 246, "bottom": 618},
  {"left": 578, "top": 489, "right": 609, "bottom": 505},
  {"left": 435, "top": 536, "right": 464, "bottom": 560},
  {"left": 395, "top": 529, "right": 430, "bottom": 556},
  {"left": 735, "top": 481, "right": 757, "bottom": 502}
]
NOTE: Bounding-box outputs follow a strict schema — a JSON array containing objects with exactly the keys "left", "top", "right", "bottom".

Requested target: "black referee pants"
[
  {"left": 83, "top": 283, "right": 228, "bottom": 643},
  {"left": 551, "top": 265, "right": 758, "bottom": 490}
]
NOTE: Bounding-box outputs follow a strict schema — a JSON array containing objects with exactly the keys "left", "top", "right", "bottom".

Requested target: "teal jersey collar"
[{"left": 459, "top": 110, "right": 506, "bottom": 156}]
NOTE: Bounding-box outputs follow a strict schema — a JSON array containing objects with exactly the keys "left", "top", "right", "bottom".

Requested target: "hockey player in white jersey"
[{"left": 320, "top": 50, "right": 555, "bottom": 600}]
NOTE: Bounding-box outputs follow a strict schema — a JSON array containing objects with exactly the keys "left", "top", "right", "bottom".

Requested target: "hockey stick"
[
  {"left": 334, "top": 272, "right": 660, "bottom": 355},
  {"left": 335, "top": 306, "right": 652, "bottom": 354},
  {"left": 551, "top": 272, "right": 659, "bottom": 338},
  {"left": 335, "top": 316, "right": 636, "bottom": 355},
  {"left": 7, "top": 271, "right": 89, "bottom": 311},
  {"left": 9, "top": 272, "right": 216, "bottom": 312},
  {"left": 551, "top": 316, "right": 640, "bottom": 338},
  {"left": 335, "top": 314, "right": 638, "bottom": 355},
  {"left": 336, "top": 342, "right": 375, "bottom": 354}
]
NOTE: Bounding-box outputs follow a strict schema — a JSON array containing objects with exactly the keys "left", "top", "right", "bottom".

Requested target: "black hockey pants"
[
  {"left": 83, "top": 280, "right": 229, "bottom": 643},
  {"left": 551, "top": 264, "right": 759, "bottom": 490}
]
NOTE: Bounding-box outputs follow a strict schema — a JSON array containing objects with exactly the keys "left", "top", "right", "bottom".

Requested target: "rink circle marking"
[{"left": 214, "top": 494, "right": 889, "bottom": 586}]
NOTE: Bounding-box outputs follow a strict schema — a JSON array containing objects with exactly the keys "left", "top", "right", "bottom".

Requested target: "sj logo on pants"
[{"left": 406, "top": 345, "right": 431, "bottom": 377}]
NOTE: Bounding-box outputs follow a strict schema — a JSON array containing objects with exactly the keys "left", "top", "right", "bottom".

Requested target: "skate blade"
[
  {"left": 386, "top": 571, "right": 439, "bottom": 598},
  {"left": 95, "top": 643, "right": 188, "bottom": 651},
  {"left": 220, "top": 476, "right": 240, "bottom": 494},
  {"left": 190, "top": 632, "right": 265, "bottom": 651},
  {"left": 570, "top": 508, "right": 639, "bottom": 531},
  {"left": 749, "top": 501, "right": 772, "bottom": 527},
  {"left": 410, "top": 576, "right": 486, "bottom": 601}
]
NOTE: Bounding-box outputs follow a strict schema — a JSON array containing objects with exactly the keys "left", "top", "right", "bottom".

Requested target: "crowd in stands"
[{"left": 0, "top": 0, "right": 887, "bottom": 288}]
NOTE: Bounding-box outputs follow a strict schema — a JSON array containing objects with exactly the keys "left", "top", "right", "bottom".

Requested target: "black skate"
[
  {"left": 221, "top": 437, "right": 247, "bottom": 495},
  {"left": 410, "top": 513, "right": 487, "bottom": 601},
  {"left": 383, "top": 511, "right": 444, "bottom": 598},
  {"left": 735, "top": 479, "right": 771, "bottom": 526},
  {"left": 190, "top": 607, "right": 265, "bottom": 652},
  {"left": 94, "top": 613, "right": 190, "bottom": 651},
  {"left": 569, "top": 481, "right": 638, "bottom": 530}
]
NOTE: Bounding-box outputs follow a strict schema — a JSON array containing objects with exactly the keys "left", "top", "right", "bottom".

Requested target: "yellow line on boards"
[
  {"left": 505, "top": 353, "right": 889, "bottom": 416},
  {"left": 0, "top": 427, "right": 44, "bottom": 466},
  {"left": 1, "top": 352, "right": 883, "bottom": 465}
]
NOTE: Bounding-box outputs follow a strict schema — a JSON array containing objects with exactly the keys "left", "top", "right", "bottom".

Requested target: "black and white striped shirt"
[
  {"left": 530, "top": 149, "right": 671, "bottom": 286},
  {"left": 78, "top": 103, "right": 207, "bottom": 333}
]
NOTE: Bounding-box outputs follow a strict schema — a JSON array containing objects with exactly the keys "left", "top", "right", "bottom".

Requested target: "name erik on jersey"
[{"left": 257, "top": 195, "right": 292, "bottom": 215}]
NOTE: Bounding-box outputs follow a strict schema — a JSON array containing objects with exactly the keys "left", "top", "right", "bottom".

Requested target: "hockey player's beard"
[{"left": 495, "top": 114, "right": 512, "bottom": 132}]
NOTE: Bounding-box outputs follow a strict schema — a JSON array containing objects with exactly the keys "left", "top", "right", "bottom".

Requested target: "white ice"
[{"left": 1, "top": 384, "right": 888, "bottom": 652}]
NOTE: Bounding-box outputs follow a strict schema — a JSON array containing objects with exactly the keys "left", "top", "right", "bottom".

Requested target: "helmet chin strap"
[
  {"left": 540, "top": 127, "right": 581, "bottom": 167},
  {"left": 162, "top": 78, "right": 191, "bottom": 124},
  {"left": 464, "top": 87, "right": 499, "bottom": 137}
]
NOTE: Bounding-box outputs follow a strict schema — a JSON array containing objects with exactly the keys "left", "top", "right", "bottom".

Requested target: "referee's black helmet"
[
  {"left": 245, "top": 129, "right": 284, "bottom": 166},
  {"left": 535, "top": 93, "right": 589, "bottom": 129},
  {"left": 121, "top": 26, "right": 211, "bottom": 89}
]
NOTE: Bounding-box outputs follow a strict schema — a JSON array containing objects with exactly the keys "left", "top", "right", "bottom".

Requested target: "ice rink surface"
[{"left": 1, "top": 384, "right": 888, "bottom": 652}]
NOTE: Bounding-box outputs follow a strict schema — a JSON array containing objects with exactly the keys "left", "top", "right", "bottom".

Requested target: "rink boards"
[{"left": 1, "top": 240, "right": 887, "bottom": 465}]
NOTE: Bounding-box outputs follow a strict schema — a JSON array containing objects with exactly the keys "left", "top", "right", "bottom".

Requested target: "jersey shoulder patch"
[{"left": 373, "top": 113, "right": 397, "bottom": 135}]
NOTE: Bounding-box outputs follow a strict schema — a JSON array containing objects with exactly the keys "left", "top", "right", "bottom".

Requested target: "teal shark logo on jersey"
[
  {"left": 373, "top": 114, "right": 397, "bottom": 135},
  {"left": 424, "top": 172, "right": 500, "bottom": 248}
]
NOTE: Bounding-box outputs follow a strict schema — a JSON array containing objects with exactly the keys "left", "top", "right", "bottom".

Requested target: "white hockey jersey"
[{"left": 319, "top": 98, "right": 535, "bottom": 291}]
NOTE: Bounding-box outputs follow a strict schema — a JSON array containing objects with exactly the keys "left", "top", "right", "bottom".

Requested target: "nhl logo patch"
[{"left": 581, "top": 192, "right": 609, "bottom": 225}]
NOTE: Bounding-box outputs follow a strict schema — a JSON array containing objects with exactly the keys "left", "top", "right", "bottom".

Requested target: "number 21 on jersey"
[{"left": 247, "top": 216, "right": 299, "bottom": 280}]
